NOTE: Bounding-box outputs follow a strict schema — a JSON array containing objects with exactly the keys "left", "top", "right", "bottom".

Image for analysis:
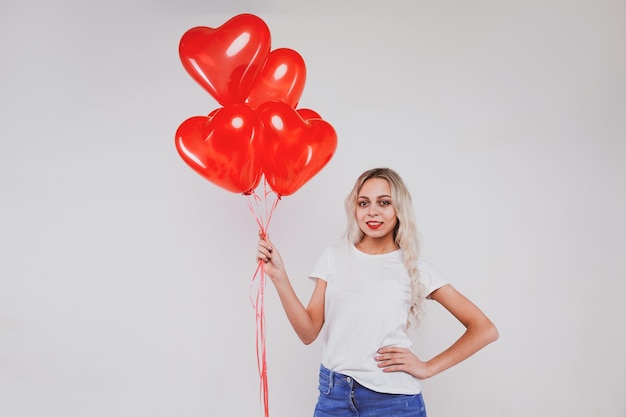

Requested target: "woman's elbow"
[
  {"left": 297, "top": 327, "right": 322, "bottom": 345},
  {"left": 484, "top": 320, "right": 499, "bottom": 345},
  {"left": 470, "top": 316, "right": 498, "bottom": 347},
  {"left": 300, "top": 337, "right": 316, "bottom": 345},
  {"left": 299, "top": 333, "right": 318, "bottom": 345}
]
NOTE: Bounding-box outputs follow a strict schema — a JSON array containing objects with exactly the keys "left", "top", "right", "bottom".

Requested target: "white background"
[{"left": 1, "top": 1, "right": 625, "bottom": 416}]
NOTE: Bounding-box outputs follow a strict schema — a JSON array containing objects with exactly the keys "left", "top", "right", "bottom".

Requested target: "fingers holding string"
[{"left": 257, "top": 232, "right": 273, "bottom": 263}]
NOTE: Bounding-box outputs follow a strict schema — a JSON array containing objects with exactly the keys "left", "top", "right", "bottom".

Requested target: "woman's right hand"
[{"left": 256, "top": 232, "right": 286, "bottom": 283}]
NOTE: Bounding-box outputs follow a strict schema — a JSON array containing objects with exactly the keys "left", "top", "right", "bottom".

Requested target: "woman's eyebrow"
[{"left": 357, "top": 194, "right": 392, "bottom": 199}]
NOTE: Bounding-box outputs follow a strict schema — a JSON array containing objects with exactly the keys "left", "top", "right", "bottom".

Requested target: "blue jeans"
[{"left": 313, "top": 364, "right": 427, "bottom": 417}]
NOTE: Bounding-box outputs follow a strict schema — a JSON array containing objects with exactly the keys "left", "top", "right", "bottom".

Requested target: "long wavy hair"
[{"left": 344, "top": 168, "right": 425, "bottom": 326}]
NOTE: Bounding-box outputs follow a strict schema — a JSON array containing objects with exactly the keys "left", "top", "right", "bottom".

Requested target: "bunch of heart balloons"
[
  {"left": 175, "top": 13, "right": 337, "bottom": 197},
  {"left": 175, "top": 14, "right": 337, "bottom": 417}
]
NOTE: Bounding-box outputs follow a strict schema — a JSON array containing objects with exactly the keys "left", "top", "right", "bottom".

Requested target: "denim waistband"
[{"left": 319, "top": 364, "right": 355, "bottom": 388}]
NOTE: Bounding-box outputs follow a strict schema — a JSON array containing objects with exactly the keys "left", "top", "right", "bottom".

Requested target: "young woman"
[{"left": 256, "top": 167, "right": 498, "bottom": 417}]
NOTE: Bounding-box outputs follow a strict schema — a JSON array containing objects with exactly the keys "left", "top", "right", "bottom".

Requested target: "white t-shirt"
[{"left": 308, "top": 243, "right": 448, "bottom": 394}]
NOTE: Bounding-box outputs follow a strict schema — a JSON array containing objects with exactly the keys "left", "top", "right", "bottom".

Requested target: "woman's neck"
[{"left": 355, "top": 237, "right": 399, "bottom": 255}]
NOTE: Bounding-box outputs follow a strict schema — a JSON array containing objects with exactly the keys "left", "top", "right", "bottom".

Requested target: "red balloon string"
[
  {"left": 246, "top": 180, "right": 280, "bottom": 417},
  {"left": 246, "top": 181, "right": 281, "bottom": 235},
  {"left": 250, "top": 261, "right": 269, "bottom": 417}
]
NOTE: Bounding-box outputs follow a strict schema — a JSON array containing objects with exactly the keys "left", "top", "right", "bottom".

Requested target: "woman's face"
[{"left": 356, "top": 177, "right": 398, "bottom": 243}]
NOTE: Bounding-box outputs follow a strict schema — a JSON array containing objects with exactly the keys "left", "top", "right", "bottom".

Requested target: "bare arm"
[
  {"left": 257, "top": 234, "right": 325, "bottom": 345},
  {"left": 376, "top": 284, "right": 498, "bottom": 379}
]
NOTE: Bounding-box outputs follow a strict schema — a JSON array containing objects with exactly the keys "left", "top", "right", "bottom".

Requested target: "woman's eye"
[
  {"left": 358, "top": 201, "right": 369, "bottom": 207},
  {"left": 378, "top": 200, "right": 391, "bottom": 206}
]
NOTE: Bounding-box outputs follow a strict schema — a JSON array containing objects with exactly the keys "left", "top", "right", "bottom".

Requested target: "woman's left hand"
[{"left": 375, "top": 347, "right": 433, "bottom": 380}]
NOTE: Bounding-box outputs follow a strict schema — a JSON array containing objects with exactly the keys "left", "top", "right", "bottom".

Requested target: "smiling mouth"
[{"left": 366, "top": 221, "right": 383, "bottom": 229}]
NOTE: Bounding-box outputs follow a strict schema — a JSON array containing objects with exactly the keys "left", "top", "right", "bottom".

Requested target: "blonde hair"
[{"left": 344, "top": 168, "right": 425, "bottom": 326}]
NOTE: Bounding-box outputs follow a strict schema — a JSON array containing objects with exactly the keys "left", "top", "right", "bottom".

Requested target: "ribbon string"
[{"left": 246, "top": 182, "right": 280, "bottom": 417}]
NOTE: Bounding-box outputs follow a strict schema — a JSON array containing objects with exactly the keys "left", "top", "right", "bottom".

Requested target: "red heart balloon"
[
  {"left": 175, "top": 104, "right": 263, "bottom": 194},
  {"left": 179, "top": 14, "right": 271, "bottom": 106},
  {"left": 257, "top": 101, "right": 337, "bottom": 196},
  {"left": 296, "top": 108, "right": 321, "bottom": 121},
  {"left": 247, "top": 48, "right": 306, "bottom": 109}
]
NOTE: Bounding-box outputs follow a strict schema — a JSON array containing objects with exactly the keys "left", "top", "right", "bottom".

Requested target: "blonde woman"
[{"left": 256, "top": 167, "right": 498, "bottom": 417}]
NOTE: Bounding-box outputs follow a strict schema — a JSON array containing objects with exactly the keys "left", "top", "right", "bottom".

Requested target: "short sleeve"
[
  {"left": 417, "top": 259, "right": 449, "bottom": 297},
  {"left": 308, "top": 247, "right": 332, "bottom": 282}
]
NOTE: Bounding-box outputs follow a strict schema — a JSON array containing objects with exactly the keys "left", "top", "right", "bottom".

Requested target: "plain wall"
[{"left": 1, "top": 0, "right": 625, "bottom": 416}]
